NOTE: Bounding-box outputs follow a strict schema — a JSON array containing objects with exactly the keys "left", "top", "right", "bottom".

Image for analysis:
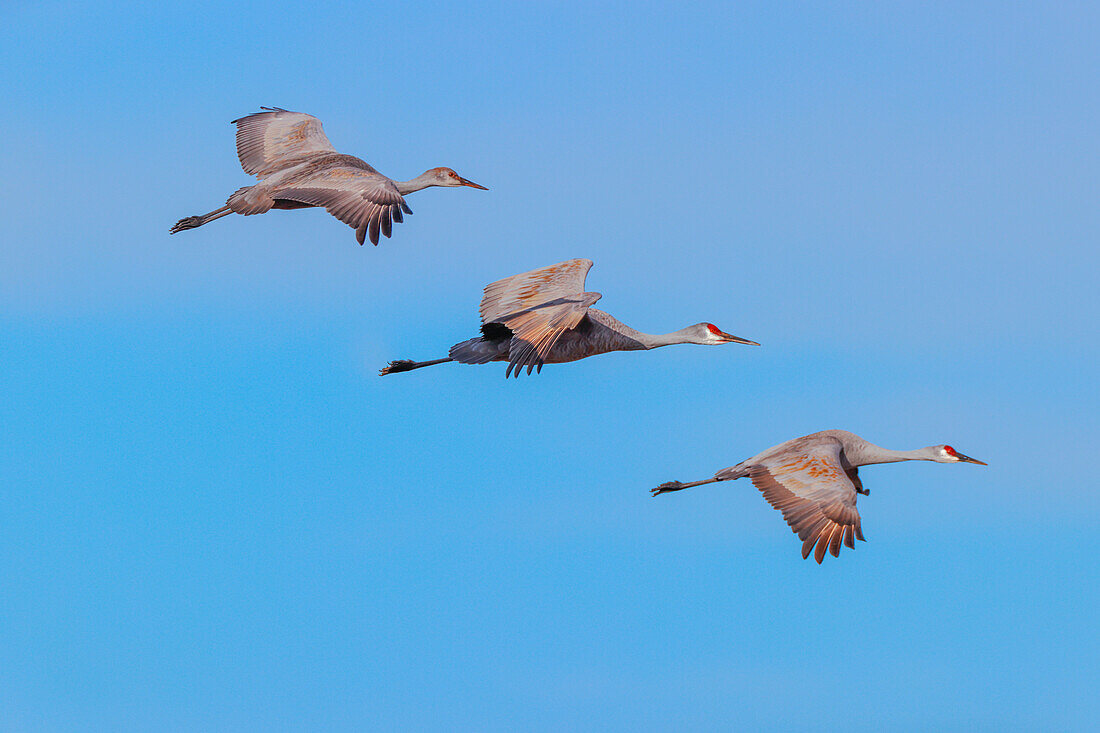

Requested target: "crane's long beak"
[
  {"left": 956, "top": 452, "right": 987, "bottom": 466},
  {"left": 458, "top": 177, "right": 488, "bottom": 190},
  {"left": 718, "top": 330, "right": 759, "bottom": 346}
]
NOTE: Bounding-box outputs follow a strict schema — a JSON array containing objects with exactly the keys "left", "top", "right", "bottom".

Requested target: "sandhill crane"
[
  {"left": 170, "top": 107, "right": 487, "bottom": 245},
  {"left": 651, "top": 429, "right": 986, "bottom": 563},
  {"left": 380, "top": 258, "right": 758, "bottom": 378}
]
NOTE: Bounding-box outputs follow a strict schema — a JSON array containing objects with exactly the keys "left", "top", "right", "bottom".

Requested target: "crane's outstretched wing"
[
  {"left": 479, "top": 258, "right": 595, "bottom": 322},
  {"left": 277, "top": 166, "right": 411, "bottom": 245},
  {"left": 478, "top": 259, "right": 601, "bottom": 377},
  {"left": 744, "top": 439, "right": 864, "bottom": 563},
  {"left": 232, "top": 107, "right": 337, "bottom": 177},
  {"left": 502, "top": 292, "right": 602, "bottom": 377}
]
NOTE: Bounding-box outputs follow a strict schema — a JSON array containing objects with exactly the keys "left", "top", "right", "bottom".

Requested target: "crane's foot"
[
  {"left": 651, "top": 481, "right": 685, "bottom": 496},
  {"left": 379, "top": 360, "right": 416, "bottom": 376},
  {"left": 170, "top": 215, "right": 204, "bottom": 234},
  {"left": 856, "top": 487, "right": 870, "bottom": 496}
]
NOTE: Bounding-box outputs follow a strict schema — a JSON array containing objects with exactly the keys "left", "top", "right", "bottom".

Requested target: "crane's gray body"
[
  {"left": 170, "top": 108, "right": 485, "bottom": 245},
  {"left": 653, "top": 429, "right": 985, "bottom": 563},
  {"left": 450, "top": 308, "right": 648, "bottom": 367},
  {"left": 381, "top": 258, "right": 757, "bottom": 378},
  {"left": 721, "top": 429, "right": 896, "bottom": 476}
]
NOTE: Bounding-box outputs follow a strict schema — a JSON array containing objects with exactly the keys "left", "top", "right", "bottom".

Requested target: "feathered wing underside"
[
  {"left": 477, "top": 259, "right": 601, "bottom": 377},
  {"left": 232, "top": 108, "right": 337, "bottom": 177},
  {"left": 748, "top": 441, "right": 865, "bottom": 563},
  {"left": 276, "top": 165, "right": 411, "bottom": 245},
  {"left": 502, "top": 294, "right": 601, "bottom": 376}
]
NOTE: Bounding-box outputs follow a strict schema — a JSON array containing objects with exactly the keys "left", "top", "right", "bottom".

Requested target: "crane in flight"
[
  {"left": 652, "top": 429, "right": 986, "bottom": 563},
  {"left": 170, "top": 107, "right": 487, "bottom": 245},
  {"left": 380, "top": 258, "right": 758, "bottom": 377}
]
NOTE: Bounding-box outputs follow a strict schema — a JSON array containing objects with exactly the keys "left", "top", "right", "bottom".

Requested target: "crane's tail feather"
[
  {"left": 713, "top": 463, "right": 752, "bottom": 482},
  {"left": 449, "top": 337, "right": 507, "bottom": 365}
]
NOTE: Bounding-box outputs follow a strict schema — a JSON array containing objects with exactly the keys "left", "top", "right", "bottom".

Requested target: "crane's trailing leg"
[
  {"left": 379, "top": 357, "right": 454, "bottom": 376},
  {"left": 170, "top": 206, "right": 233, "bottom": 234},
  {"left": 651, "top": 477, "right": 720, "bottom": 496}
]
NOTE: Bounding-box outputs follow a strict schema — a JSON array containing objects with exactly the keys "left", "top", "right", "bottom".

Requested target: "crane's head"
[
  {"left": 690, "top": 323, "right": 760, "bottom": 346},
  {"left": 929, "top": 444, "right": 987, "bottom": 465},
  {"left": 426, "top": 167, "right": 488, "bottom": 189}
]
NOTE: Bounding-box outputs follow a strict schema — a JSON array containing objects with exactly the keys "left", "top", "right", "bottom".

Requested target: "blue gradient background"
[{"left": 2, "top": 2, "right": 1098, "bottom": 730}]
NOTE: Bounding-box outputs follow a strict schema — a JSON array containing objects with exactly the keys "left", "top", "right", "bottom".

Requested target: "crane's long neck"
[
  {"left": 395, "top": 172, "right": 437, "bottom": 195},
  {"left": 849, "top": 444, "right": 937, "bottom": 467},
  {"left": 634, "top": 326, "right": 699, "bottom": 349}
]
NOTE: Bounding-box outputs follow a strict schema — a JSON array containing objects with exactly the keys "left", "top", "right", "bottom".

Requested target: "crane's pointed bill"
[
  {"left": 716, "top": 329, "right": 759, "bottom": 346},
  {"left": 458, "top": 177, "right": 488, "bottom": 190},
  {"left": 955, "top": 452, "right": 987, "bottom": 465}
]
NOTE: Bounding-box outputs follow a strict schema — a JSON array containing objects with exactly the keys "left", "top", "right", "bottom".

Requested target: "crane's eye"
[
  {"left": 706, "top": 323, "right": 723, "bottom": 335},
  {"left": 943, "top": 445, "right": 957, "bottom": 455}
]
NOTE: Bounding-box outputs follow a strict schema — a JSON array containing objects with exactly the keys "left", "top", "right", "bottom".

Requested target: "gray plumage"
[
  {"left": 652, "top": 429, "right": 987, "bottom": 563},
  {"left": 380, "top": 258, "right": 758, "bottom": 378},
  {"left": 170, "top": 107, "right": 486, "bottom": 245}
]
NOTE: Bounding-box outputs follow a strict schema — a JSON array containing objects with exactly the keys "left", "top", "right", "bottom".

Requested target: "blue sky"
[{"left": 2, "top": 1, "right": 1098, "bottom": 730}]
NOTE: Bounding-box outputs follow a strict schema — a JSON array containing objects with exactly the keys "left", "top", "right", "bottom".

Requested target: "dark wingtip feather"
[
  {"left": 380, "top": 207, "right": 392, "bottom": 239},
  {"left": 369, "top": 214, "right": 380, "bottom": 245}
]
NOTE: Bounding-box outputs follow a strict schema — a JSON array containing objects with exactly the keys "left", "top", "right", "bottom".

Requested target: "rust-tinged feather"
[
  {"left": 800, "top": 516, "right": 828, "bottom": 542},
  {"left": 802, "top": 534, "right": 818, "bottom": 560},
  {"left": 747, "top": 442, "right": 864, "bottom": 563},
  {"left": 786, "top": 504, "right": 818, "bottom": 528},
  {"left": 828, "top": 524, "right": 843, "bottom": 557},
  {"left": 814, "top": 529, "right": 830, "bottom": 563}
]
